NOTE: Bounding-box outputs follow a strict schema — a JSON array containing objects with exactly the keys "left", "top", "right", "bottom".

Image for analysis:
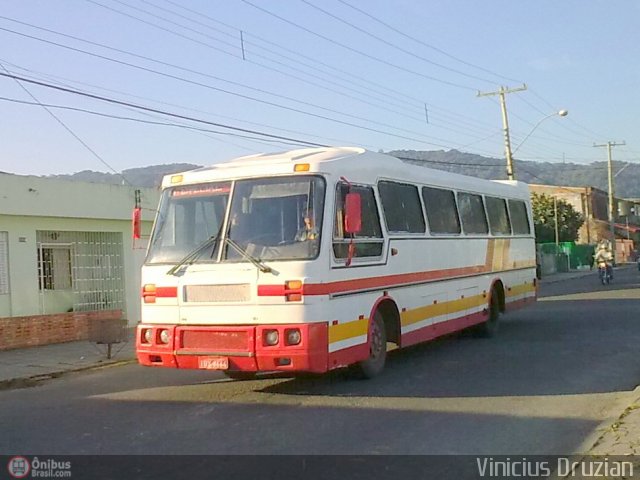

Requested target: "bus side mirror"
[
  {"left": 132, "top": 207, "right": 141, "bottom": 239},
  {"left": 344, "top": 193, "right": 362, "bottom": 234}
]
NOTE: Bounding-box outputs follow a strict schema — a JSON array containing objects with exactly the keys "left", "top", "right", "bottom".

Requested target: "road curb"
[
  {"left": 539, "top": 271, "right": 594, "bottom": 285},
  {"left": 0, "top": 358, "right": 137, "bottom": 391},
  {"left": 544, "top": 386, "right": 640, "bottom": 479},
  {"left": 540, "top": 264, "right": 635, "bottom": 286},
  {"left": 575, "top": 384, "right": 640, "bottom": 455}
]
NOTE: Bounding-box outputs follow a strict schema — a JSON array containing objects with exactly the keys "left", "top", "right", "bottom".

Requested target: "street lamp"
[
  {"left": 512, "top": 110, "right": 569, "bottom": 156},
  {"left": 502, "top": 109, "right": 568, "bottom": 181}
]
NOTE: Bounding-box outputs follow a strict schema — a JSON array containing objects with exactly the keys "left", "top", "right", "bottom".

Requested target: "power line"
[
  {"left": 477, "top": 90, "right": 602, "bottom": 153},
  {"left": 160, "top": 0, "right": 433, "bottom": 112},
  {"left": 477, "top": 84, "right": 528, "bottom": 180},
  {"left": 299, "top": 0, "right": 498, "bottom": 85},
  {"left": 0, "top": 24, "right": 477, "bottom": 150},
  {"left": 0, "top": 57, "right": 379, "bottom": 150},
  {"left": 135, "top": 0, "right": 426, "bottom": 119},
  {"left": 239, "top": 0, "right": 477, "bottom": 91},
  {"left": 512, "top": 94, "right": 597, "bottom": 144},
  {"left": 2, "top": 79, "right": 627, "bottom": 176},
  {"left": 528, "top": 88, "right": 611, "bottom": 141},
  {"left": 0, "top": 71, "right": 329, "bottom": 148},
  {"left": 2, "top": 10, "right": 592, "bottom": 164},
  {"left": 156, "top": 0, "right": 504, "bottom": 133},
  {"left": 336, "top": 0, "right": 522, "bottom": 85},
  {"left": 102, "top": 0, "right": 411, "bottom": 116},
  {"left": 0, "top": 95, "right": 315, "bottom": 147},
  {"left": 86, "top": 1, "right": 499, "bottom": 140},
  {"left": 0, "top": 62, "right": 133, "bottom": 185}
]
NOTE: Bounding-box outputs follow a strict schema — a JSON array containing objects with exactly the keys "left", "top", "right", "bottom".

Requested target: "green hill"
[
  {"left": 389, "top": 149, "right": 640, "bottom": 198},
  {"left": 47, "top": 150, "right": 640, "bottom": 198}
]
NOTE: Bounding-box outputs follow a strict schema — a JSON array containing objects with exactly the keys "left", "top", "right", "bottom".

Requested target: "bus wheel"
[
  {"left": 357, "top": 311, "right": 387, "bottom": 378},
  {"left": 224, "top": 371, "right": 258, "bottom": 381},
  {"left": 476, "top": 289, "right": 500, "bottom": 337}
]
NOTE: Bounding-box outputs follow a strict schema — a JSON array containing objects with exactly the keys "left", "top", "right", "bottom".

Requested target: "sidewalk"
[
  {"left": 587, "top": 387, "right": 640, "bottom": 455},
  {"left": 0, "top": 331, "right": 135, "bottom": 390}
]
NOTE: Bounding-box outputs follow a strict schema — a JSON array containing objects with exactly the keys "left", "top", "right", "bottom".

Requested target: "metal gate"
[{"left": 36, "top": 230, "right": 125, "bottom": 313}]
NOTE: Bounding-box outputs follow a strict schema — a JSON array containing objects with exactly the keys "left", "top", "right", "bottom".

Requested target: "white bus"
[{"left": 137, "top": 147, "right": 536, "bottom": 378}]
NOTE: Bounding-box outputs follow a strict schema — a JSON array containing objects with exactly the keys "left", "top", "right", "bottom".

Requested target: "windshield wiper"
[
  {"left": 224, "top": 237, "right": 273, "bottom": 274},
  {"left": 167, "top": 233, "right": 220, "bottom": 276}
]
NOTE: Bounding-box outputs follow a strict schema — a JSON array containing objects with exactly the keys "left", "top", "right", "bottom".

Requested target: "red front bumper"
[{"left": 136, "top": 322, "right": 328, "bottom": 373}]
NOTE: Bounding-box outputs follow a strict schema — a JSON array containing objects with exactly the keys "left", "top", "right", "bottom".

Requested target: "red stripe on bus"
[
  {"left": 257, "top": 285, "right": 286, "bottom": 296},
  {"left": 155, "top": 286, "right": 178, "bottom": 298},
  {"left": 257, "top": 264, "right": 487, "bottom": 297},
  {"left": 401, "top": 310, "right": 487, "bottom": 348}
]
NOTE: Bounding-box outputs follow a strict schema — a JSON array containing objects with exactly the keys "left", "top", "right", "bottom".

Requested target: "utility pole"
[
  {"left": 477, "top": 84, "right": 527, "bottom": 181},
  {"left": 593, "top": 141, "right": 625, "bottom": 256}
]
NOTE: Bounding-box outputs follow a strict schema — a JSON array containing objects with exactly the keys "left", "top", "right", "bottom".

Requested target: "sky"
[{"left": 0, "top": 0, "right": 639, "bottom": 177}]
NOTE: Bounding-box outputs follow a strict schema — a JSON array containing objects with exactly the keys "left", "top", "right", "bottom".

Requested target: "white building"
[{"left": 0, "top": 173, "right": 159, "bottom": 350}]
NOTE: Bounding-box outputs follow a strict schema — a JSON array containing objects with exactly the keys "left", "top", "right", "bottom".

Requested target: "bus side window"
[
  {"left": 458, "top": 192, "right": 489, "bottom": 235},
  {"left": 333, "top": 183, "right": 383, "bottom": 260},
  {"left": 508, "top": 199, "right": 531, "bottom": 235},
  {"left": 378, "top": 181, "right": 425, "bottom": 234},
  {"left": 485, "top": 196, "right": 512, "bottom": 235},
  {"left": 422, "top": 187, "right": 461, "bottom": 234}
]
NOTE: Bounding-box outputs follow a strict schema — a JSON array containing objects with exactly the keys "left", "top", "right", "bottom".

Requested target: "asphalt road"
[{"left": 1, "top": 267, "right": 639, "bottom": 456}]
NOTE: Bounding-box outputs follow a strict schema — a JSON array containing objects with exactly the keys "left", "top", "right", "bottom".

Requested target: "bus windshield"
[{"left": 146, "top": 175, "right": 325, "bottom": 264}]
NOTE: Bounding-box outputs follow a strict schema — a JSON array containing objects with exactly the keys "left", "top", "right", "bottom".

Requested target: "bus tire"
[
  {"left": 224, "top": 371, "right": 258, "bottom": 381},
  {"left": 476, "top": 289, "right": 500, "bottom": 337},
  {"left": 356, "top": 311, "right": 387, "bottom": 378}
]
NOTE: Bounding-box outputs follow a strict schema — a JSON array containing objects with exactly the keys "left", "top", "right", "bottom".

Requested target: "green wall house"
[{"left": 0, "top": 173, "right": 159, "bottom": 350}]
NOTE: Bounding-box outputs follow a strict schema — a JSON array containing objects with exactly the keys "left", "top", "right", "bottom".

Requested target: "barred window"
[{"left": 38, "top": 246, "right": 73, "bottom": 291}]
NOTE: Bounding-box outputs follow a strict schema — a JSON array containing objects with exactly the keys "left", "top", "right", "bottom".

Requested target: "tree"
[{"left": 531, "top": 193, "right": 584, "bottom": 243}]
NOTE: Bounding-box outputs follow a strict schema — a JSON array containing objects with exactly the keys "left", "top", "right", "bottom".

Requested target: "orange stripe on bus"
[{"left": 485, "top": 239, "right": 495, "bottom": 270}]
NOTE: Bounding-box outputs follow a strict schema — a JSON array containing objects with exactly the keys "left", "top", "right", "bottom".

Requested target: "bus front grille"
[
  {"left": 184, "top": 284, "right": 251, "bottom": 303},
  {"left": 180, "top": 330, "right": 249, "bottom": 350}
]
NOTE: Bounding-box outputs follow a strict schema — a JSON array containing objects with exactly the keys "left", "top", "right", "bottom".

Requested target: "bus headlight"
[
  {"left": 159, "top": 329, "right": 170, "bottom": 345},
  {"left": 143, "top": 328, "right": 153, "bottom": 344},
  {"left": 285, "top": 329, "right": 301, "bottom": 346},
  {"left": 264, "top": 330, "right": 279, "bottom": 346}
]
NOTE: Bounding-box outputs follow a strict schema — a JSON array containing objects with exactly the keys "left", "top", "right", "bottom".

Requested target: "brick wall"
[{"left": 0, "top": 310, "right": 123, "bottom": 351}]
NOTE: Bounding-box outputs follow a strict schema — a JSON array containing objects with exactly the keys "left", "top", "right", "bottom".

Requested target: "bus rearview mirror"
[
  {"left": 132, "top": 207, "right": 142, "bottom": 240},
  {"left": 344, "top": 193, "right": 362, "bottom": 234}
]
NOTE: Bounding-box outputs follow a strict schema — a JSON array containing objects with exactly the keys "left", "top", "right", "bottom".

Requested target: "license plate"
[{"left": 198, "top": 356, "right": 229, "bottom": 370}]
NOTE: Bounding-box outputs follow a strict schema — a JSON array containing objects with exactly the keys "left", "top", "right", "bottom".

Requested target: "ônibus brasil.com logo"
[
  {"left": 7, "top": 456, "right": 72, "bottom": 478},
  {"left": 7, "top": 457, "right": 30, "bottom": 479}
]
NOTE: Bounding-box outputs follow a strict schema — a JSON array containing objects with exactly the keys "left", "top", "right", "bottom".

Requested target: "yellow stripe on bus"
[
  {"left": 401, "top": 301, "right": 449, "bottom": 326},
  {"left": 401, "top": 293, "right": 486, "bottom": 327},
  {"left": 506, "top": 282, "right": 536, "bottom": 297},
  {"left": 328, "top": 317, "right": 369, "bottom": 344},
  {"left": 328, "top": 280, "right": 535, "bottom": 345}
]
